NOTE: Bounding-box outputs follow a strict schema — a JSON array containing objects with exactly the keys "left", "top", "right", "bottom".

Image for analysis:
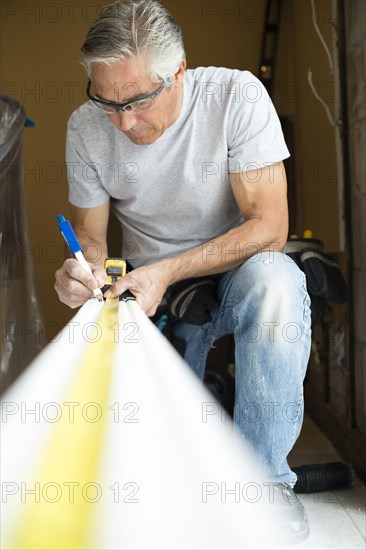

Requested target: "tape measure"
[
  {"left": 104, "top": 257, "right": 127, "bottom": 286},
  {"left": 12, "top": 262, "right": 127, "bottom": 550}
]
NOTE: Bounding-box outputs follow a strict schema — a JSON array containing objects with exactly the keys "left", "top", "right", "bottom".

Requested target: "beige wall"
[
  {"left": 1, "top": 1, "right": 104, "bottom": 333},
  {"left": 275, "top": 0, "right": 341, "bottom": 249},
  {"left": 1, "top": 0, "right": 343, "bottom": 336}
]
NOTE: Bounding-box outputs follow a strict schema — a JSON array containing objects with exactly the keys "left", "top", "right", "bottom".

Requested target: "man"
[{"left": 55, "top": 0, "right": 311, "bottom": 539}]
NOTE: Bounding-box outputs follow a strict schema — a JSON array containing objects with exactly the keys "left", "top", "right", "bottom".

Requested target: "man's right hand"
[{"left": 54, "top": 258, "right": 107, "bottom": 309}]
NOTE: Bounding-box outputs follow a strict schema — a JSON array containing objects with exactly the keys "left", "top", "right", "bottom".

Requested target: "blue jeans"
[{"left": 173, "top": 251, "right": 312, "bottom": 485}]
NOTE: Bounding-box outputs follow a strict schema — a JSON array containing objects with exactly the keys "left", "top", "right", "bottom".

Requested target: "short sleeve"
[
  {"left": 66, "top": 110, "right": 110, "bottom": 208},
  {"left": 227, "top": 72, "right": 290, "bottom": 173}
]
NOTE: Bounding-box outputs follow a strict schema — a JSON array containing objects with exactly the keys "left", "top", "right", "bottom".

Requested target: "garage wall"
[{"left": 274, "top": 0, "right": 341, "bottom": 249}]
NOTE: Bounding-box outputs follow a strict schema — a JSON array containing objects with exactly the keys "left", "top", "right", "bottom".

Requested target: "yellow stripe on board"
[{"left": 13, "top": 299, "right": 119, "bottom": 550}]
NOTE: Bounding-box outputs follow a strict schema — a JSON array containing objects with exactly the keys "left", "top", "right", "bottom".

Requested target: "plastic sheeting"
[
  {"left": 0, "top": 95, "right": 43, "bottom": 394},
  {"left": 1, "top": 298, "right": 293, "bottom": 549}
]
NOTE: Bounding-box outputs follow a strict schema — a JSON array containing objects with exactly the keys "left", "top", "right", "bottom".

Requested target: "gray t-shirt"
[{"left": 67, "top": 67, "right": 290, "bottom": 267}]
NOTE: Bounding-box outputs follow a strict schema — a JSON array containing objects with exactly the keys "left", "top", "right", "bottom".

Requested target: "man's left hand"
[{"left": 104, "top": 262, "right": 171, "bottom": 316}]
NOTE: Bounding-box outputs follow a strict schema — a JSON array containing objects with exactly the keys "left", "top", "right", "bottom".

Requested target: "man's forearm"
[
  {"left": 160, "top": 219, "right": 287, "bottom": 286},
  {"left": 73, "top": 229, "right": 108, "bottom": 268},
  {"left": 68, "top": 202, "right": 110, "bottom": 268}
]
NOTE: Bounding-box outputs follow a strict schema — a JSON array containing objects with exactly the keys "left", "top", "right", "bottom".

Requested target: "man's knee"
[
  {"left": 242, "top": 250, "right": 302, "bottom": 284},
  {"left": 220, "top": 252, "right": 309, "bottom": 326},
  {"left": 221, "top": 252, "right": 303, "bottom": 299}
]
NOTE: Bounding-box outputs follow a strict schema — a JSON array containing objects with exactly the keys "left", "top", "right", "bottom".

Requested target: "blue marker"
[{"left": 57, "top": 215, "right": 103, "bottom": 301}]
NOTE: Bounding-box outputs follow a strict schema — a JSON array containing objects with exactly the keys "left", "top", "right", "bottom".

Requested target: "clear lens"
[
  {"left": 90, "top": 97, "right": 157, "bottom": 114},
  {"left": 129, "top": 98, "right": 155, "bottom": 112},
  {"left": 88, "top": 79, "right": 167, "bottom": 114},
  {"left": 90, "top": 100, "right": 116, "bottom": 114}
]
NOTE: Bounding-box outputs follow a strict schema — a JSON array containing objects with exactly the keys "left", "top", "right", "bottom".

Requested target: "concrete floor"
[{"left": 288, "top": 415, "right": 366, "bottom": 549}]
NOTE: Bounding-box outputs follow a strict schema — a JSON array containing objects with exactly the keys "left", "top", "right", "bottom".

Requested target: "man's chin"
[{"left": 125, "top": 129, "right": 162, "bottom": 145}]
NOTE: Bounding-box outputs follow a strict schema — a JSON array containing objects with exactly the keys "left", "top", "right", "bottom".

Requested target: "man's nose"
[{"left": 110, "top": 110, "right": 137, "bottom": 132}]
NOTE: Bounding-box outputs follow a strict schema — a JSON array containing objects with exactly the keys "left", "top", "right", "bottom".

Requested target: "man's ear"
[{"left": 173, "top": 59, "right": 186, "bottom": 85}]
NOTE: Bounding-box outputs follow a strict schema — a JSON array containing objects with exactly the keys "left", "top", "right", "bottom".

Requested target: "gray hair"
[{"left": 81, "top": 0, "right": 186, "bottom": 82}]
